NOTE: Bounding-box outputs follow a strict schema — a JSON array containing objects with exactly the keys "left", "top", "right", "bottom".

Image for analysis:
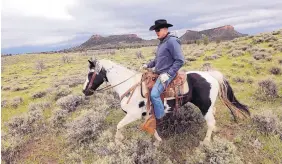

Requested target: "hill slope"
[{"left": 180, "top": 25, "right": 247, "bottom": 43}]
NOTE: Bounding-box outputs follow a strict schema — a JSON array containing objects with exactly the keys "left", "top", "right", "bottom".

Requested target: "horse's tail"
[{"left": 207, "top": 71, "right": 250, "bottom": 120}]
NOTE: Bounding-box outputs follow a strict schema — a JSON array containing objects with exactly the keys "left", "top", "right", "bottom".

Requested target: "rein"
[{"left": 88, "top": 73, "right": 139, "bottom": 93}]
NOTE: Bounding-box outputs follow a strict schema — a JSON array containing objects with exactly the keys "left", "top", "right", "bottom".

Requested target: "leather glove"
[{"left": 160, "top": 73, "right": 170, "bottom": 83}]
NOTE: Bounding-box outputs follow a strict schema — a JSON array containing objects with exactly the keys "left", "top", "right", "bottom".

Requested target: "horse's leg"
[
  {"left": 203, "top": 107, "right": 216, "bottom": 144},
  {"left": 202, "top": 83, "right": 218, "bottom": 144},
  {"left": 115, "top": 113, "right": 140, "bottom": 142}
]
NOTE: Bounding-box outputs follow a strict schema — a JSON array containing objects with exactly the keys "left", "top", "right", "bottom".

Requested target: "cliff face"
[
  {"left": 79, "top": 34, "right": 144, "bottom": 49},
  {"left": 180, "top": 25, "right": 247, "bottom": 43}
]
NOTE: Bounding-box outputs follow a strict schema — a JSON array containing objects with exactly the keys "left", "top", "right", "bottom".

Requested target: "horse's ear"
[{"left": 88, "top": 60, "right": 95, "bottom": 68}]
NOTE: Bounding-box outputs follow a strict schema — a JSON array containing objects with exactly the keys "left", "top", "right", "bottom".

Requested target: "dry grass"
[{"left": 1, "top": 29, "right": 282, "bottom": 163}]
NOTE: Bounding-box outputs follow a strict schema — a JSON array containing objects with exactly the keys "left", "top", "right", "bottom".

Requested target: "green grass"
[{"left": 2, "top": 30, "right": 282, "bottom": 163}]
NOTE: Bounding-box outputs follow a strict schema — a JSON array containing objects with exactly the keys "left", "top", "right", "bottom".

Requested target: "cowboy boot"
[{"left": 141, "top": 108, "right": 156, "bottom": 135}]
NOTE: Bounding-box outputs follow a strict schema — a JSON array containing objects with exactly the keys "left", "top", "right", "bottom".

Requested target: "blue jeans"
[{"left": 150, "top": 74, "right": 176, "bottom": 119}]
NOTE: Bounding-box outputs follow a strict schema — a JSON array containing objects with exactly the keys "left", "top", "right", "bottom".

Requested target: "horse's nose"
[
  {"left": 82, "top": 90, "right": 87, "bottom": 95},
  {"left": 82, "top": 89, "right": 93, "bottom": 96}
]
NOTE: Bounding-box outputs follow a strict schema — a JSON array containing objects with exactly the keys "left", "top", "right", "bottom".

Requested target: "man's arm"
[
  {"left": 167, "top": 38, "right": 184, "bottom": 77},
  {"left": 147, "top": 58, "right": 156, "bottom": 68}
]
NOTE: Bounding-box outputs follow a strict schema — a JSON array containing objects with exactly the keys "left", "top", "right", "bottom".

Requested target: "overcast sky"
[{"left": 2, "top": 0, "right": 282, "bottom": 53}]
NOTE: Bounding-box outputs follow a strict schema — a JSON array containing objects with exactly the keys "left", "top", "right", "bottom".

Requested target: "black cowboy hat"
[{"left": 149, "top": 19, "right": 173, "bottom": 31}]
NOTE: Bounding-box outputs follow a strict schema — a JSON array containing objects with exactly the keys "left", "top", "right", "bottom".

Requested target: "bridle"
[{"left": 86, "top": 70, "right": 139, "bottom": 94}]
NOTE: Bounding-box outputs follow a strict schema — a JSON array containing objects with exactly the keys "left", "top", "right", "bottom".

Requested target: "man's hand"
[
  {"left": 140, "top": 64, "right": 148, "bottom": 70},
  {"left": 160, "top": 73, "right": 170, "bottom": 83}
]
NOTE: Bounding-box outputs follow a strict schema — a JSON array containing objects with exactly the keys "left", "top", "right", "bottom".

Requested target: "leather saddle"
[
  {"left": 140, "top": 70, "right": 189, "bottom": 134},
  {"left": 141, "top": 71, "right": 189, "bottom": 101}
]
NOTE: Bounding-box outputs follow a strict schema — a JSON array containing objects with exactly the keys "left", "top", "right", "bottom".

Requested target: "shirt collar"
[{"left": 159, "top": 32, "right": 170, "bottom": 43}]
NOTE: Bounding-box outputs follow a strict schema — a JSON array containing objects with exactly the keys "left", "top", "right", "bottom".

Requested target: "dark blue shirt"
[{"left": 147, "top": 34, "right": 184, "bottom": 77}]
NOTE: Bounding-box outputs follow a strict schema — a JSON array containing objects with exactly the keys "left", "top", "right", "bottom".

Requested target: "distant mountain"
[
  {"left": 180, "top": 25, "right": 247, "bottom": 43},
  {"left": 72, "top": 34, "right": 158, "bottom": 51},
  {"left": 3, "top": 25, "right": 247, "bottom": 54}
]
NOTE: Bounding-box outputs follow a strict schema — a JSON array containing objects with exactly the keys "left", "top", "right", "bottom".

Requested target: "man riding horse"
[{"left": 142, "top": 19, "right": 184, "bottom": 127}]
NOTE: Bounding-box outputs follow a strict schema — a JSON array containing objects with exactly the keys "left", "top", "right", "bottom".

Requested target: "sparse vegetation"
[
  {"left": 31, "top": 90, "right": 47, "bottom": 99},
  {"left": 11, "top": 96, "right": 23, "bottom": 108},
  {"left": 186, "top": 137, "right": 243, "bottom": 164},
  {"left": 65, "top": 111, "right": 105, "bottom": 147},
  {"left": 61, "top": 54, "right": 73, "bottom": 63},
  {"left": 269, "top": 67, "right": 281, "bottom": 75},
  {"left": 28, "top": 101, "right": 51, "bottom": 111},
  {"left": 35, "top": 60, "right": 45, "bottom": 71},
  {"left": 254, "top": 79, "right": 279, "bottom": 101},
  {"left": 56, "top": 94, "right": 83, "bottom": 112},
  {"left": 1, "top": 29, "right": 282, "bottom": 163}
]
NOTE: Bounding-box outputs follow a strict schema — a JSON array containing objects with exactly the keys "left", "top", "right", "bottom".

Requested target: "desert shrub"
[
  {"left": 65, "top": 111, "right": 105, "bottom": 146},
  {"left": 252, "top": 111, "right": 282, "bottom": 135},
  {"left": 264, "top": 35, "right": 278, "bottom": 42},
  {"left": 231, "top": 50, "right": 245, "bottom": 57},
  {"left": 61, "top": 54, "right": 72, "bottom": 63},
  {"left": 245, "top": 71, "right": 250, "bottom": 76},
  {"left": 35, "top": 60, "right": 45, "bottom": 71},
  {"left": 6, "top": 110, "right": 44, "bottom": 137},
  {"left": 157, "top": 103, "right": 205, "bottom": 138},
  {"left": 253, "top": 52, "right": 269, "bottom": 60},
  {"left": 216, "top": 38, "right": 221, "bottom": 44},
  {"left": 1, "top": 136, "right": 25, "bottom": 164},
  {"left": 186, "top": 136, "right": 243, "bottom": 164},
  {"left": 11, "top": 85, "right": 29, "bottom": 92},
  {"left": 31, "top": 90, "right": 47, "bottom": 99},
  {"left": 28, "top": 101, "right": 51, "bottom": 111},
  {"left": 272, "top": 30, "right": 280, "bottom": 35},
  {"left": 246, "top": 78, "right": 254, "bottom": 84},
  {"left": 215, "top": 49, "right": 223, "bottom": 56},
  {"left": 53, "top": 85, "right": 72, "bottom": 100},
  {"left": 56, "top": 94, "right": 83, "bottom": 112},
  {"left": 80, "top": 130, "right": 173, "bottom": 164},
  {"left": 200, "top": 63, "right": 213, "bottom": 71},
  {"left": 186, "top": 57, "right": 197, "bottom": 62},
  {"left": 50, "top": 109, "right": 68, "bottom": 129},
  {"left": 225, "top": 42, "right": 235, "bottom": 49},
  {"left": 192, "top": 50, "right": 204, "bottom": 57},
  {"left": 273, "top": 43, "right": 282, "bottom": 52},
  {"left": 203, "top": 35, "right": 209, "bottom": 45},
  {"left": 232, "top": 62, "right": 239, "bottom": 67},
  {"left": 136, "top": 51, "right": 144, "bottom": 59},
  {"left": 232, "top": 77, "right": 245, "bottom": 83},
  {"left": 203, "top": 54, "right": 220, "bottom": 61},
  {"left": 269, "top": 67, "right": 281, "bottom": 75},
  {"left": 254, "top": 79, "right": 279, "bottom": 101},
  {"left": 10, "top": 96, "right": 23, "bottom": 108},
  {"left": 2, "top": 99, "right": 9, "bottom": 108},
  {"left": 278, "top": 59, "right": 282, "bottom": 65},
  {"left": 265, "top": 56, "right": 272, "bottom": 61},
  {"left": 53, "top": 76, "right": 85, "bottom": 88},
  {"left": 2, "top": 86, "right": 11, "bottom": 91},
  {"left": 236, "top": 44, "right": 249, "bottom": 51}
]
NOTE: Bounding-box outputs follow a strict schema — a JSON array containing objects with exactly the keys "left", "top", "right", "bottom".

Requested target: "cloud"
[{"left": 1, "top": 0, "right": 282, "bottom": 53}]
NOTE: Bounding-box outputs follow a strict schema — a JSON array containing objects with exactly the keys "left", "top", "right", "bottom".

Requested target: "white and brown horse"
[{"left": 82, "top": 59, "right": 250, "bottom": 144}]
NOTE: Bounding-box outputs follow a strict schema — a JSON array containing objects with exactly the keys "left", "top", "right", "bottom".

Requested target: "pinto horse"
[{"left": 82, "top": 59, "right": 250, "bottom": 144}]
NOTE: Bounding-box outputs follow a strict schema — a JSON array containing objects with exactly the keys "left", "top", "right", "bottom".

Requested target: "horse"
[{"left": 82, "top": 59, "right": 250, "bottom": 144}]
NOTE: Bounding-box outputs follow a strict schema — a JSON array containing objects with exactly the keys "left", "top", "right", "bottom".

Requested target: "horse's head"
[{"left": 82, "top": 59, "right": 108, "bottom": 96}]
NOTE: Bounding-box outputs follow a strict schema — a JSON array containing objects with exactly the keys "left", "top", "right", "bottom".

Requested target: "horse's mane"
[{"left": 99, "top": 59, "right": 136, "bottom": 75}]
